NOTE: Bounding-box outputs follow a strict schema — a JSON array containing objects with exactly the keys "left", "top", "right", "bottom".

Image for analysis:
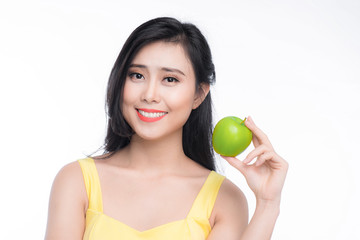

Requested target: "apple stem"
[{"left": 240, "top": 117, "right": 247, "bottom": 125}]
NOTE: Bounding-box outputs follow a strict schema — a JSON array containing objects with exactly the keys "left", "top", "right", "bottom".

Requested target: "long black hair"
[{"left": 97, "top": 17, "right": 216, "bottom": 170}]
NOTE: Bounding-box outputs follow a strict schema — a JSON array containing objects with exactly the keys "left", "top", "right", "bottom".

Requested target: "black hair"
[{"left": 97, "top": 17, "right": 216, "bottom": 170}]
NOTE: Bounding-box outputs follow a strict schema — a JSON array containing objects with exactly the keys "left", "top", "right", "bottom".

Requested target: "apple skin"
[{"left": 212, "top": 116, "right": 253, "bottom": 157}]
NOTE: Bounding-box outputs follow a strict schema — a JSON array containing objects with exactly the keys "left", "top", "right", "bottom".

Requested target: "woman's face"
[{"left": 122, "top": 41, "right": 202, "bottom": 141}]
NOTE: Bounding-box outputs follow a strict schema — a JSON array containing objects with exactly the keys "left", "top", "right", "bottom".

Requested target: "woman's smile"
[{"left": 136, "top": 108, "right": 168, "bottom": 122}]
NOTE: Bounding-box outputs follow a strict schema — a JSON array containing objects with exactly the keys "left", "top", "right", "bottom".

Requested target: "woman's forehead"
[{"left": 131, "top": 41, "right": 194, "bottom": 76}]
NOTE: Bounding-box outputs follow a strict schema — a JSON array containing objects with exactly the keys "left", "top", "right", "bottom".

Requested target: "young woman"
[{"left": 45, "top": 17, "right": 288, "bottom": 240}]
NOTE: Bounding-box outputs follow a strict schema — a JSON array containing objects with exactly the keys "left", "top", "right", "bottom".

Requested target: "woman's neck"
[{"left": 117, "top": 130, "right": 191, "bottom": 175}]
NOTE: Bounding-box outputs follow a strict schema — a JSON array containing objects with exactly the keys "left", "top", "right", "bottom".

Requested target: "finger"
[
  {"left": 245, "top": 116, "right": 272, "bottom": 147},
  {"left": 254, "top": 151, "right": 275, "bottom": 167},
  {"left": 221, "top": 156, "right": 247, "bottom": 176},
  {"left": 243, "top": 144, "right": 269, "bottom": 164},
  {"left": 252, "top": 132, "right": 260, "bottom": 147}
]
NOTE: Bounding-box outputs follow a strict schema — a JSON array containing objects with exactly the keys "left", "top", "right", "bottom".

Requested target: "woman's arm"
[
  {"left": 208, "top": 116, "right": 289, "bottom": 240},
  {"left": 45, "top": 162, "right": 87, "bottom": 240},
  {"left": 240, "top": 199, "right": 280, "bottom": 239}
]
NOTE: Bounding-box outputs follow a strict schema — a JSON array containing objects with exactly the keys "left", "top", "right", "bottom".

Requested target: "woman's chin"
[
  {"left": 131, "top": 129, "right": 182, "bottom": 143},
  {"left": 131, "top": 132, "right": 164, "bottom": 142}
]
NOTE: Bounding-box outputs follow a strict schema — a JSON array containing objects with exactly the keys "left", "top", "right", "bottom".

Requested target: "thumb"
[{"left": 221, "top": 156, "right": 247, "bottom": 176}]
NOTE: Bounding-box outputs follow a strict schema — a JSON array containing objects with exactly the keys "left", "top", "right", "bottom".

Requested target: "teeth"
[{"left": 138, "top": 110, "right": 166, "bottom": 118}]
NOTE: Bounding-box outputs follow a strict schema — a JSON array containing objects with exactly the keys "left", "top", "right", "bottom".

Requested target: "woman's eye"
[
  {"left": 129, "top": 73, "right": 144, "bottom": 80},
  {"left": 164, "top": 77, "right": 179, "bottom": 83}
]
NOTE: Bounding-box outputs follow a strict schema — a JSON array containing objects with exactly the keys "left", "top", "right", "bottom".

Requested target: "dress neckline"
[
  {"left": 99, "top": 211, "right": 188, "bottom": 234},
  {"left": 88, "top": 157, "right": 214, "bottom": 233}
]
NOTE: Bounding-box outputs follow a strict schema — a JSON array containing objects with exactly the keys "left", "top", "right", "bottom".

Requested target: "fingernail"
[{"left": 245, "top": 116, "right": 251, "bottom": 126}]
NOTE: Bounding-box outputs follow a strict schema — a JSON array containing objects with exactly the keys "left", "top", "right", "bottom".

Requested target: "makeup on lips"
[{"left": 136, "top": 108, "right": 168, "bottom": 122}]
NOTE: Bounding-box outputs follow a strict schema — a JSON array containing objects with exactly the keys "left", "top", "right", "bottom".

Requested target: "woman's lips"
[{"left": 136, "top": 108, "right": 168, "bottom": 122}]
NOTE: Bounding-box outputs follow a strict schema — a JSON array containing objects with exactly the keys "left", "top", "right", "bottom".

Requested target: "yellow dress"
[{"left": 78, "top": 158, "right": 225, "bottom": 240}]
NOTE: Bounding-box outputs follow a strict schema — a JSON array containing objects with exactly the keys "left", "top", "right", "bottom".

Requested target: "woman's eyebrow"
[
  {"left": 129, "top": 64, "right": 147, "bottom": 69},
  {"left": 161, "top": 67, "right": 186, "bottom": 76},
  {"left": 129, "top": 64, "right": 186, "bottom": 76}
]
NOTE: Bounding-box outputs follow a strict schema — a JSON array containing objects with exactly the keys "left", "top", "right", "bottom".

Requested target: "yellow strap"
[
  {"left": 188, "top": 171, "right": 225, "bottom": 219},
  {"left": 78, "top": 158, "right": 103, "bottom": 212}
]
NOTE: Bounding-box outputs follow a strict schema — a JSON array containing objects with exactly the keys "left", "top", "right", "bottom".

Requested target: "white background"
[{"left": 1, "top": 0, "right": 359, "bottom": 239}]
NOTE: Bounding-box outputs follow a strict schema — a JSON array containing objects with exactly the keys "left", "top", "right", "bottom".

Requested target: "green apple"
[{"left": 212, "top": 116, "right": 253, "bottom": 157}]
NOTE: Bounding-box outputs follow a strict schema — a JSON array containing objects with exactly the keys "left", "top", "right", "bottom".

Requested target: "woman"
[{"left": 45, "top": 17, "right": 288, "bottom": 239}]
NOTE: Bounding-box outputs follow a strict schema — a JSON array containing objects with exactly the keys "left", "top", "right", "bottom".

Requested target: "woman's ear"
[{"left": 193, "top": 83, "right": 210, "bottom": 109}]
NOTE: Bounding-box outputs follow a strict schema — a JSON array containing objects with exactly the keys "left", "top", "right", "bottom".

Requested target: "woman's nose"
[{"left": 141, "top": 79, "right": 160, "bottom": 103}]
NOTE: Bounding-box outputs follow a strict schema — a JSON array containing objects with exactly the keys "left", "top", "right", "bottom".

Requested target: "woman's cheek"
[{"left": 167, "top": 88, "right": 196, "bottom": 116}]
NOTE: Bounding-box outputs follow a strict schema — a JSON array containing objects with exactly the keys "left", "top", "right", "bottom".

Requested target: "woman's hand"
[{"left": 221, "top": 116, "right": 288, "bottom": 204}]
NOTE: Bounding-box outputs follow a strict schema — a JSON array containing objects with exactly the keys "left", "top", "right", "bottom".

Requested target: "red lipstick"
[{"left": 136, "top": 108, "right": 167, "bottom": 122}]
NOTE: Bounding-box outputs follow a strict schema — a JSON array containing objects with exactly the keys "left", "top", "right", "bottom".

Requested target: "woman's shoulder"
[
  {"left": 50, "top": 159, "right": 88, "bottom": 209},
  {"left": 55, "top": 160, "right": 84, "bottom": 181},
  {"left": 46, "top": 160, "right": 88, "bottom": 238},
  {"left": 52, "top": 159, "right": 88, "bottom": 193},
  {"left": 211, "top": 175, "right": 249, "bottom": 228},
  {"left": 56, "top": 159, "right": 86, "bottom": 181},
  {"left": 218, "top": 177, "right": 246, "bottom": 201}
]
